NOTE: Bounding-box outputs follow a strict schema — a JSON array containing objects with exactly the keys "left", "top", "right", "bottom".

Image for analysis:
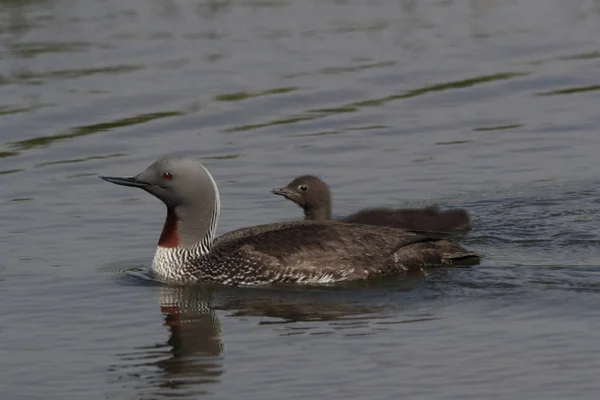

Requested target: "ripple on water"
[{"left": 2, "top": 0, "right": 600, "bottom": 399}]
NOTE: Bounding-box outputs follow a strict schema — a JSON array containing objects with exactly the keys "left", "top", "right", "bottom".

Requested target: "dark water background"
[{"left": 2, "top": 0, "right": 600, "bottom": 398}]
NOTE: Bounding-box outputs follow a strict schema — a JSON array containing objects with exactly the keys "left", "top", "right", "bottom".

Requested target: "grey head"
[
  {"left": 271, "top": 175, "right": 332, "bottom": 220},
  {"left": 100, "top": 157, "right": 220, "bottom": 248}
]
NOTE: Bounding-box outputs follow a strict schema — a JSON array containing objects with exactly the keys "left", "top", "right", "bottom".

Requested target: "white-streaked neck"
[{"left": 151, "top": 164, "right": 221, "bottom": 281}]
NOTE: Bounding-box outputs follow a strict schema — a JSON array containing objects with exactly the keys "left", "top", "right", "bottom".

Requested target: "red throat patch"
[{"left": 158, "top": 208, "right": 180, "bottom": 248}]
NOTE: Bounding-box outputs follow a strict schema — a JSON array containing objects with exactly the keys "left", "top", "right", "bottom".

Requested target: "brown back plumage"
[{"left": 213, "top": 220, "right": 479, "bottom": 283}]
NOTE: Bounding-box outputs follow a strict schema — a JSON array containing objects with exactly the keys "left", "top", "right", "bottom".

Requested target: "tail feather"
[
  {"left": 392, "top": 238, "right": 480, "bottom": 271},
  {"left": 436, "top": 239, "right": 481, "bottom": 265},
  {"left": 443, "top": 251, "right": 481, "bottom": 266}
]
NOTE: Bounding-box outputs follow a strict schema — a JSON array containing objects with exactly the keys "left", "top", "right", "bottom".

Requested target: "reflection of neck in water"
[
  {"left": 158, "top": 285, "right": 223, "bottom": 359},
  {"left": 108, "top": 285, "right": 223, "bottom": 399}
]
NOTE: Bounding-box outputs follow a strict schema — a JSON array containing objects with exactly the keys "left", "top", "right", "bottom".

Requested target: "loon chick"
[
  {"left": 101, "top": 157, "right": 479, "bottom": 286},
  {"left": 272, "top": 175, "right": 471, "bottom": 233}
]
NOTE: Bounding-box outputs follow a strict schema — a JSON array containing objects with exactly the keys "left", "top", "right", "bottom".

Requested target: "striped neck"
[{"left": 151, "top": 170, "right": 221, "bottom": 281}]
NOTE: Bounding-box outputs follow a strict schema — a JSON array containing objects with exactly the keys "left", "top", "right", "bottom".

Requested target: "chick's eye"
[
  {"left": 298, "top": 184, "right": 308, "bottom": 191},
  {"left": 162, "top": 172, "right": 173, "bottom": 181}
]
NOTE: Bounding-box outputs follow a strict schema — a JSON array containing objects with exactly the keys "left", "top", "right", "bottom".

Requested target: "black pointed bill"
[
  {"left": 271, "top": 187, "right": 291, "bottom": 197},
  {"left": 271, "top": 187, "right": 300, "bottom": 201},
  {"left": 100, "top": 176, "right": 149, "bottom": 188}
]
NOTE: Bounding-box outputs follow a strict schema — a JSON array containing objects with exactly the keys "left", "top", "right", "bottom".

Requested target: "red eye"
[{"left": 162, "top": 172, "right": 173, "bottom": 181}]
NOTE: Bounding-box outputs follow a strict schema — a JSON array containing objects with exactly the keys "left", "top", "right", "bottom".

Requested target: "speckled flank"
[{"left": 151, "top": 218, "right": 479, "bottom": 287}]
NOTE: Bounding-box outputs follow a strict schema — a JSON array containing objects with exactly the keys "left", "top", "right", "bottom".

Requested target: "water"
[{"left": 2, "top": 0, "right": 600, "bottom": 398}]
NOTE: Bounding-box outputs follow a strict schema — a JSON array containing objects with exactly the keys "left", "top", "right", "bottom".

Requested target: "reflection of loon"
[
  {"left": 108, "top": 276, "right": 431, "bottom": 397},
  {"left": 109, "top": 285, "right": 223, "bottom": 398},
  {"left": 218, "top": 289, "right": 385, "bottom": 323},
  {"left": 214, "top": 273, "right": 429, "bottom": 323}
]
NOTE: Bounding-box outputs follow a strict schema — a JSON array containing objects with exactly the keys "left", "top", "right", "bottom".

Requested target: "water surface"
[{"left": 2, "top": 0, "right": 600, "bottom": 399}]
